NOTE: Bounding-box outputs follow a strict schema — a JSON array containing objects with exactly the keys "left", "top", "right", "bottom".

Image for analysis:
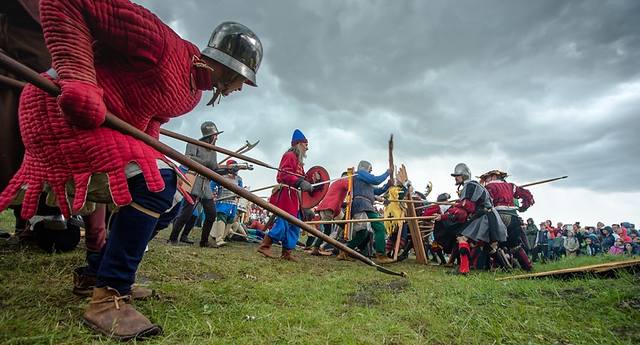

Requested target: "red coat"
[
  {"left": 0, "top": 0, "right": 202, "bottom": 219},
  {"left": 421, "top": 204, "right": 441, "bottom": 217},
  {"left": 268, "top": 151, "right": 304, "bottom": 216},
  {"left": 484, "top": 180, "right": 534, "bottom": 211},
  {"left": 316, "top": 178, "right": 348, "bottom": 217}
]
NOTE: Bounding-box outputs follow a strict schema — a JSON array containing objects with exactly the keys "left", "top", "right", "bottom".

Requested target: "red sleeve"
[
  {"left": 514, "top": 185, "right": 534, "bottom": 211},
  {"left": 441, "top": 199, "right": 476, "bottom": 223},
  {"left": 276, "top": 152, "right": 302, "bottom": 187},
  {"left": 40, "top": 0, "right": 166, "bottom": 84},
  {"left": 422, "top": 205, "right": 441, "bottom": 217}
]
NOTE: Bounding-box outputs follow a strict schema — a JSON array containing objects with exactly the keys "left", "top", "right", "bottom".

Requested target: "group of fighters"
[
  {"left": 426, "top": 164, "right": 535, "bottom": 275},
  {"left": 0, "top": 0, "right": 536, "bottom": 340}
]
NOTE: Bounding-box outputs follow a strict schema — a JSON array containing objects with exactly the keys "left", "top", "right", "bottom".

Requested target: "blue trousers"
[
  {"left": 267, "top": 216, "right": 300, "bottom": 250},
  {"left": 95, "top": 169, "right": 176, "bottom": 294}
]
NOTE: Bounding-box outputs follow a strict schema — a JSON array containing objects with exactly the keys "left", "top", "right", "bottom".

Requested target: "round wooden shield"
[{"left": 301, "top": 166, "right": 330, "bottom": 209}]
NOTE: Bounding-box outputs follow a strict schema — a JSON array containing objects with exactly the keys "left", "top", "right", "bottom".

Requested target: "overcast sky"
[{"left": 136, "top": 0, "right": 639, "bottom": 226}]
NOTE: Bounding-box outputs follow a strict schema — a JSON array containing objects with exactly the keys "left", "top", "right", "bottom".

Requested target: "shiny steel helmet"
[
  {"left": 200, "top": 121, "right": 223, "bottom": 138},
  {"left": 451, "top": 163, "right": 471, "bottom": 181},
  {"left": 202, "top": 22, "right": 263, "bottom": 86}
]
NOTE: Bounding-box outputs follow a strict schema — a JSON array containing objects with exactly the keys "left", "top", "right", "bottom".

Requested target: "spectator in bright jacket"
[{"left": 609, "top": 239, "right": 625, "bottom": 255}]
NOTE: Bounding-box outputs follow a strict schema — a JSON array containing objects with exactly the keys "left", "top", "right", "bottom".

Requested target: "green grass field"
[{"left": 0, "top": 210, "right": 638, "bottom": 344}]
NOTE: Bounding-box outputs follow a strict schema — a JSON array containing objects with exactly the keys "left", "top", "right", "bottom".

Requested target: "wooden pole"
[
  {"left": 0, "top": 74, "right": 26, "bottom": 89},
  {"left": 159, "top": 128, "right": 304, "bottom": 178},
  {"left": 343, "top": 167, "right": 354, "bottom": 241},
  {"left": 306, "top": 215, "right": 436, "bottom": 225},
  {"left": 520, "top": 175, "right": 568, "bottom": 188},
  {"left": 0, "top": 51, "right": 406, "bottom": 278}
]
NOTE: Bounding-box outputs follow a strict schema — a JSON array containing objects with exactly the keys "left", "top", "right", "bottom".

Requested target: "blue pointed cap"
[{"left": 291, "top": 129, "right": 307, "bottom": 146}]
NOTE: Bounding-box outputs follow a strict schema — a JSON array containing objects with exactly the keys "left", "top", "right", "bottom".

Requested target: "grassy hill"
[{"left": 0, "top": 210, "right": 638, "bottom": 344}]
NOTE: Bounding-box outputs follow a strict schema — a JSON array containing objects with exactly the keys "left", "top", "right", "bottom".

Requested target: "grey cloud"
[{"left": 136, "top": 0, "right": 640, "bottom": 192}]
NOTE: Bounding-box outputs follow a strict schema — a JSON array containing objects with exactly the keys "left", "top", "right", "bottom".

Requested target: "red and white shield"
[{"left": 301, "top": 166, "right": 329, "bottom": 209}]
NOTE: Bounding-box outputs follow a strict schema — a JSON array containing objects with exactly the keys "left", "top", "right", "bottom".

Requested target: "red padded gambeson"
[
  {"left": 268, "top": 152, "right": 305, "bottom": 216},
  {"left": 485, "top": 181, "right": 535, "bottom": 211},
  {"left": 0, "top": 0, "right": 203, "bottom": 219}
]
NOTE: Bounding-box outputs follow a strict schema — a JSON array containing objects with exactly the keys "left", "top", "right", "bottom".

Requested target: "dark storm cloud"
[{"left": 137, "top": 0, "right": 640, "bottom": 192}]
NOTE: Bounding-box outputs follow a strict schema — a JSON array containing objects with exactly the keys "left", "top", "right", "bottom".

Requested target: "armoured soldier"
[
  {"left": 212, "top": 159, "right": 246, "bottom": 246},
  {"left": 336, "top": 160, "right": 394, "bottom": 264},
  {"left": 169, "top": 121, "right": 233, "bottom": 247},
  {"left": 479, "top": 170, "right": 534, "bottom": 271},
  {"left": 0, "top": 0, "right": 262, "bottom": 339},
  {"left": 434, "top": 163, "right": 507, "bottom": 274}
]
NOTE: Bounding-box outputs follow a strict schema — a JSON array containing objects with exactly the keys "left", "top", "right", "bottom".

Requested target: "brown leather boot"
[
  {"left": 73, "top": 267, "right": 155, "bottom": 300},
  {"left": 375, "top": 253, "right": 395, "bottom": 264},
  {"left": 82, "top": 287, "right": 161, "bottom": 340},
  {"left": 336, "top": 250, "right": 353, "bottom": 261},
  {"left": 281, "top": 249, "right": 299, "bottom": 262},
  {"left": 257, "top": 236, "right": 274, "bottom": 258}
]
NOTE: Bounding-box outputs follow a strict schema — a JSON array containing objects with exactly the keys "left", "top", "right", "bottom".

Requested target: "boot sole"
[{"left": 82, "top": 317, "right": 162, "bottom": 340}]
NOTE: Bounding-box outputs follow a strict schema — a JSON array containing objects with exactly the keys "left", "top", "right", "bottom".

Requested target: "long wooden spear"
[
  {"left": 159, "top": 128, "right": 304, "bottom": 178},
  {"left": 520, "top": 175, "right": 568, "bottom": 188},
  {"left": 0, "top": 51, "right": 405, "bottom": 277},
  {"left": 306, "top": 215, "right": 436, "bottom": 225}
]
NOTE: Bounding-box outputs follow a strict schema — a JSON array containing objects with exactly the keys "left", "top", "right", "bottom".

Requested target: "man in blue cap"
[{"left": 257, "top": 129, "right": 313, "bottom": 262}]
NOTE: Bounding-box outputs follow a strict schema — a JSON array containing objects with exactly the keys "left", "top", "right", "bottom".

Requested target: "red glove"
[{"left": 57, "top": 80, "right": 107, "bottom": 129}]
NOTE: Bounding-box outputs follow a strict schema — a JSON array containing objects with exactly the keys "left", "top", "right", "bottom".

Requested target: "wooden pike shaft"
[
  {"left": 385, "top": 199, "right": 427, "bottom": 204},
  {"left": 0, "top": 51, "right": 406, "bottom": 278},
  {"left": 0, "top": 74, "right": 26, "bottom": 89},
  {"left": 160, "top": 128, "right": 304, "bottom": 178},
  {"left": 519, "top": 175, "right": 568, "bottom": 188},
  {"left": 307, "top": 215, "right": 436, "bottom": 225}
]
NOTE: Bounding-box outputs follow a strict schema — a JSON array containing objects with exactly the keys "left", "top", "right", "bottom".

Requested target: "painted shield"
[{"left": 301, "top": 166, "right": 329, "bottom": 209}]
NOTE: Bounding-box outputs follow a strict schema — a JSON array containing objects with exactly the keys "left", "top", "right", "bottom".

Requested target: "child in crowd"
[
  {"left": 609, "top": 239, "right": 625, "bottom": 255},
  {"left": 564, "top": 230, "right": 579, "bottom": 257}
]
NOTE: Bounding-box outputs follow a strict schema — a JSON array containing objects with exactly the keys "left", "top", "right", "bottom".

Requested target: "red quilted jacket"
[
  {"left": 316, "top": 178, "right": 348, "bottom": 217},
  {"left": 0, "top": 0, "right": 202, "bottom": 219}
]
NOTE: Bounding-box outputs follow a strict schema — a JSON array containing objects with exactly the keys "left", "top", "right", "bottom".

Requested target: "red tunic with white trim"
[
  {"left": 269, "top": 151, "right": 305, "bottom": 216},
  {"left": 484, "top": 180, "right": 534, "bottom": 212},
  {"left": 0, "top": 0, "right": 202, "bottom": 219}
]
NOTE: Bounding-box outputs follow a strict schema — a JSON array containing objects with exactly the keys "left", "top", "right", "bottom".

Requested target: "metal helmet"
[
  {"left": 202, "top": 22, "right": 263, "bottom": 87},
  {"left": 451, "top": 163, "right": 471, "bottom": 181},
  {"left": 200, "top": 121, "right": 223, "bottom": 138},
  {"left": 357, "top": 160, "right": 372, "bottom": 172}
]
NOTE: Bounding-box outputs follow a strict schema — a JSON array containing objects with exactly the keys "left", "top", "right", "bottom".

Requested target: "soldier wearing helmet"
[
  {"left": 479, "top": 170, "right": 535, "bottom": 271},
  {"left": 169, "top": 121, "right": 230, "bottom": 248},
  {"left": 0, "top": 0, "right": 262, "bottom": 339},
  {"left": 211, "top": 159, "right": 246, "bottom": 246},
  {"left": 433, "top": 163, "right": 508, "bottom": 274}
]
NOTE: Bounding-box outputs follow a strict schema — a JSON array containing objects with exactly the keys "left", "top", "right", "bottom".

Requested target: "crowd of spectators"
[{"left": 524, "top": 219, "right": 639, "bottom": 262}]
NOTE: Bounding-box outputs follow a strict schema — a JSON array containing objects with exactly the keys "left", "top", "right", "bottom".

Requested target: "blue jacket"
[{"left": 351, "top": 169, "right": 389, "bottom": 214}]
